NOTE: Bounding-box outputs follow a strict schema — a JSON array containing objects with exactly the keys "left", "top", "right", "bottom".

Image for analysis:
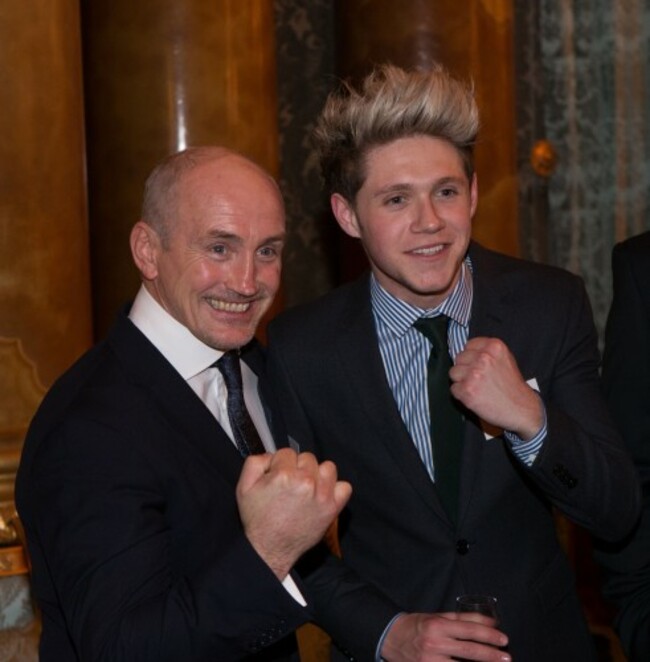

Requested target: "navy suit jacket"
[
  {"left": 596, "top": 231, "right": 650, "bottom": 662},
  {"left": 266, "top": 242, "right": 640, "bottom": 662},
  {"left": 16, "top": 311, "right": 309, "bottom": 661}
]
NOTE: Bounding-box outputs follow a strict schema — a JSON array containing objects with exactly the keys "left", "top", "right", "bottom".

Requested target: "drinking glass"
[
  {"left": 455, "top": 595, "right": 503, "bottom": 661},
  {"left": 455, "top": 594, "right": 499, "bottom": 622}
]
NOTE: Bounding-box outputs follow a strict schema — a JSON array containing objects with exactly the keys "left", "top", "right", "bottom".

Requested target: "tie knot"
[{"left": 414, "top": 315, "right": 448, "bottom": 351}]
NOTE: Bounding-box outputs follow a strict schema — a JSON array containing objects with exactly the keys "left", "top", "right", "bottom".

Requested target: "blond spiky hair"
[{"left": 314, "top": 63, "right": 479, "bottom": 201}]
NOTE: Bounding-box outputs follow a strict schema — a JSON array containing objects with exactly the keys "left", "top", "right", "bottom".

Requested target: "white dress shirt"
[{"left": 129, "top": 285, "right": 276, "bottom": 452}]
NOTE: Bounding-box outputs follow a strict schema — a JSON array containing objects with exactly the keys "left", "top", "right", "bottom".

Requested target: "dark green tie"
[{"left": 414, "top": 315, "right": 463, "bottom": 522}]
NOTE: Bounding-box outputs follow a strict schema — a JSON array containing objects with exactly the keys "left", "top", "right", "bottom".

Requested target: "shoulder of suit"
[
  {"left": 269, "top": 274, "right": 371, "bottom": 335},
  {"left": 38, "top": 312, "right": 165, "bottom": 423},
  {"left": 469, "top": 241, "right": 583, "bottom": 287},
  {"left": 617, "top": 230, "right": 650, "bottom": 262}
]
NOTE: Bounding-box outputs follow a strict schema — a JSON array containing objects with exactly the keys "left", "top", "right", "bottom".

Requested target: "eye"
[
  {"left": 210, "top": 244, "right": 227, "bottom": 255},
  {"left": 384, "top": 194, "right": 406, "bottom": 207},
  {"left": 438, "top": 186, "right": 458, "bottom": 198},
  {"left": 258, "top": 244, "right": 281, "bottom": 260}
]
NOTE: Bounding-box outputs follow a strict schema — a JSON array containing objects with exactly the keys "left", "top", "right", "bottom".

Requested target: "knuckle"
[{"left": 296, "top": 451, "right": 317, "bottom": 470}]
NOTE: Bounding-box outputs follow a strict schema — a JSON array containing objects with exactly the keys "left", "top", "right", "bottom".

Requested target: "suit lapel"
[
  {"left": 335, "top": 278, "right": 449, "bottom": 523},
  {"left": 107, "top": 313, "right": 244, "bottom": 487},
  {"left": 457, "top": 244, "right": 511, "bottom": 524},
  {"left": 242, "top": 341, "right": 289, "bottom": 448},
  {"left": 467, "top": 243, "right": 509, "bottom": 340},
  {"left": 334, "top": 250, "right": 517, "bottom": 528}
]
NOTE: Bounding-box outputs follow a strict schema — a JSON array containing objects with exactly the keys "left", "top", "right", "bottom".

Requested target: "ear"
[
  {"left": 469, "top": 173, "right": 479, "bottom": 217},
  {"left": 331, "top": 193, "right": 361, "bottom": 239},
  {"left": 130, "top": 221, "right": 161, "bottom": 281}
]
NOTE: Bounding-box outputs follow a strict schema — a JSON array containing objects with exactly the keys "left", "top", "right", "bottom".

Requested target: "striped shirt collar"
[{"left": 370, "top": 258, "right": 473, "bottom": 336}]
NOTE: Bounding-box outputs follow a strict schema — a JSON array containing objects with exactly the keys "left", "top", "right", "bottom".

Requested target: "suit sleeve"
[
  {"left": 595, "top": 240, "right": 650, "bottom": 661},
  {"left": 21, "top": 414, "right": 308, "bottom": 661},
  {"left": 508, "top": 272, "right": 640, "bottom": 541}
]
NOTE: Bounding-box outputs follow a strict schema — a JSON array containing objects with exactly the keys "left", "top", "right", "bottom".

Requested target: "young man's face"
[{"left": 332, "top": 135, "right": 477, "bottom": 309}]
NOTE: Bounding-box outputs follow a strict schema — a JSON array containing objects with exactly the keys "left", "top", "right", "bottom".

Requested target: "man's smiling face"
[
  {"left": 332, "top": 134, "right": 477, "bottom": 309},
  {"left": 142, "top": 154, "right": 285, "bottom": 350}
]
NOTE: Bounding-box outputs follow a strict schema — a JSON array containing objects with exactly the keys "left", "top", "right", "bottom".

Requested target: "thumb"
[
  {"left": 237, "top": 453, "right": 273, "bottom": 495},
  {"left": 333, "top": 480, "right": 353, "bottom": 512}
]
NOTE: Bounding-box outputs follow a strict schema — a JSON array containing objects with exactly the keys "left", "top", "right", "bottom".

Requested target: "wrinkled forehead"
[
  {"left": 171, "top": 156, "right": 285, "bottom": 232},
  {"left": 176, "top": 152, "right": 276, "bottom": 200}
]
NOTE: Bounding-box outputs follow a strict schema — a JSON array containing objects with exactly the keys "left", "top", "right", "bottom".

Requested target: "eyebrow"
[
  {"left": 374, "top": 183, "right": 413, "bottom": 196},
  {"left": 205, "top": 230, "right": 287, "bottom": 245},
  {"left": 206, "top": 230, "right": 240, "bottom": 241},
  {"left": 373, "top": 176, "right": 467, "bottom": 197},
  {"left": 262, "top": 233, "right": 287, "bottom": 243}
]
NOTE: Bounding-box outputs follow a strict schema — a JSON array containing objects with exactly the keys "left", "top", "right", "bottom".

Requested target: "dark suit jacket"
[
  {"left": 16, "top": 311, "right": 309, "bottom": 661},
  {"left": 596, "top": 231, "right": 650, "bottom": 662},
  {"left": 266, "top": 242, "right": 640, "bottom": 662}
]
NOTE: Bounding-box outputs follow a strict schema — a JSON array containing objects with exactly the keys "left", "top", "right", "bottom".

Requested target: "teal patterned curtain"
[{"left": 517, "top": 0, "right": 650, "bottom": 340}]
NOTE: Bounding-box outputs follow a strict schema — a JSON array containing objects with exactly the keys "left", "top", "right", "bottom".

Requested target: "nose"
[
  {"left": 412, "top": 198, "right": 443, "bottom": 232},
  {"left": 228, "top": 252, "right": 258, "bottom": 296}
]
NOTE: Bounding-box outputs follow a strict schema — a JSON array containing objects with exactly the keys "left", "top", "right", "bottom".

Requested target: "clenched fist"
[
  {"left": 236, "top": 448, "right": 352, "bottom": 579},
  {"left": 450, "top": 337, "right": 543, "bottom": 440}
]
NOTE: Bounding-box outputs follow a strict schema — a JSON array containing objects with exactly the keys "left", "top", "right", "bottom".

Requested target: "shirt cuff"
[
  {"left": 282, "top": 574, "right": 307, "bottom": 607},
  {"left": 375, "top": 612, "right": 405, "bottom": 661},
  {"left": 504, "top": 403, "right": 548, "bottom": 467}
]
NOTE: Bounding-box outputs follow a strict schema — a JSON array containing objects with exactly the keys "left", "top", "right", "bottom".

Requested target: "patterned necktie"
[
  {"left": 413, "top": 315, "right": 464, "bottom": 522},
  {"left": 216, "top": 351, "right": 266, "bottom": 456}
]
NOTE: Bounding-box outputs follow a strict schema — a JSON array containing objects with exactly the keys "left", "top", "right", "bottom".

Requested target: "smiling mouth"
[
  {"left": 206, "top": 298, "right": 252, "bottom": 313},
  {"left": 411, "top": 244, "right": 445, "bottom": 256}
]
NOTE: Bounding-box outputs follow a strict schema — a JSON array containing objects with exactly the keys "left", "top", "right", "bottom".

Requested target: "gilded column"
[
  {"left": 81, "top": 0, "right": 280, "bottom": 337},
  {"left": 0, "top": 0, "right": 91, "bottom": 585},
  {"left": 0, "top": 0, "right": 91, "bottom": 492}
]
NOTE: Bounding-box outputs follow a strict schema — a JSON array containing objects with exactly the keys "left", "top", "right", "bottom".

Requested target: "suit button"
[{"left": 456, "top": 539, "right": 470, "bottom": 555}]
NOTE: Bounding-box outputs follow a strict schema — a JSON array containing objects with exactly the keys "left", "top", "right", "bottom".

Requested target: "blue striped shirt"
[{"left": 370, "top": 260, "right": 546, "bottom": 482}]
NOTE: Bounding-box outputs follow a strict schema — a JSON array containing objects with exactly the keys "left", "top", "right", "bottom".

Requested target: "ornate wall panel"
[
  {"left": 515, "top": 0, "right": 650, "bottom": 341},
  {"left": 275, "top": 0, "right": 338, "bottom": 306}
]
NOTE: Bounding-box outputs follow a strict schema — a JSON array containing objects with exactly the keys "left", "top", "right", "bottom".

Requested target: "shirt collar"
[
  {"left": 371, "top": 258, "right": 473, "bottom": 337},
  {"left": 128, "top": 285, "right": 222, "bottom": 380}
]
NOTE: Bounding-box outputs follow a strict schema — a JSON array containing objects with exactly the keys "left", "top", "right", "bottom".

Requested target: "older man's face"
[{"left": 147, "top": 156, "right": 285, "bottom": 350}]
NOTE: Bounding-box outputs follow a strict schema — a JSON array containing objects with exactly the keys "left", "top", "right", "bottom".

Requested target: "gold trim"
[{"left": 0, "top": 545, "right": 28, "bottom": 576}]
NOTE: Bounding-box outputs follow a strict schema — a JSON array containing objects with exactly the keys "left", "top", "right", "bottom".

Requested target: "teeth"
[
  {"left": 207, "top": 299, "right": 251, "bottom": 313},
  {"left": 413, "top": 245, "right": 444, "bottom": 255}
]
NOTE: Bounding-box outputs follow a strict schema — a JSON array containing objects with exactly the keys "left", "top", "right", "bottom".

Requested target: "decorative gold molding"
[
  {"left": 0, "top": 546, "right": 28, "bottom": 577},
  {"left": 0, "top": 337, "right": 46, "bottom": 502},
  {"left": 0, "top": 337, "right": 45, "bottom": 439}
]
